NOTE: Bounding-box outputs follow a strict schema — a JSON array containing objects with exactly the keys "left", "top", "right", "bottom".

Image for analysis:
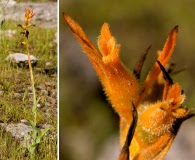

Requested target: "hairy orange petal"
[
  {"left": 63, "top": 12, "right": 104, "bottom": 76},
  {"left": 139, "top": 26, "right": 178, "bottom": 102},
  {"left": 64, "top": 13, "right": 139, "bottom": 123},
  {"left": 98, "top": 23, "right": 113, "bottom": 56},
  {"left": 63, "top": 13, "right": 101, "bottom": 58}
]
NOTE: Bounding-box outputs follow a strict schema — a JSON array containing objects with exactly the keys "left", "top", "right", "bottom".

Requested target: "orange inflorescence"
[
  {"left": 63, "top": 13, "right": 195, "bottom": 160},
  {"left": 18, "top": 8, "right": 36, "bottom": 39},
  {"left": 25, "top": 7, "right": 35, "bottom": 25}
]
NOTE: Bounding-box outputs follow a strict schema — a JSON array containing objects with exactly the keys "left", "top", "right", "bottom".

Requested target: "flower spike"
[
  {"left": 25, "top": 7, "right": 35, "bottom": 25},
  {"left": 18, "top": 7, "right": 36, "bottom": 39}
]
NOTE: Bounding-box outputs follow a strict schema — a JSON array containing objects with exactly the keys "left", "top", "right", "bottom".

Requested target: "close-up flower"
[{"left": 63, "top": 13, "right": 195, "bottom": 160}]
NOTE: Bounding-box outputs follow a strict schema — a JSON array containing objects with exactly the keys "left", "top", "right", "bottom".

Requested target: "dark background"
[{"left": 59, "top": 1, "right": 195, "bottom": 159}]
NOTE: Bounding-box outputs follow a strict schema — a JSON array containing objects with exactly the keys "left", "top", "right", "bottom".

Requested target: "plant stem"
[{"left": 25, "top": 42, "right": 37, "bottom": 126}]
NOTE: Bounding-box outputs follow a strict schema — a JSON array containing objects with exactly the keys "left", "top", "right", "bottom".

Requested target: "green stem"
[{"left": 26, "top": 43, "right": 37, "bottom": 126}]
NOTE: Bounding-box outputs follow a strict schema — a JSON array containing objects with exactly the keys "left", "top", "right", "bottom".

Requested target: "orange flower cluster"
[
  {"left": 18, "top": 8, "right": 36, "bottom": 39},
  {"left": 63, "top": 13, "right": 195, "bottom": 160},
  {"left": 25, "top": 7, "right": 35, "bottom": 25}
]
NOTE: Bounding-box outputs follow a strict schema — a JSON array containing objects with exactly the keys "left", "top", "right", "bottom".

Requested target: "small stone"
[
  {"left": 41, "top": 89, "right": 48, "bottom": 95},
  {"left": 21, "top": 119, "right": 29, "bottom": 125},
  {"left": 5, "top": 53, "right": 38, "bottom": 67},
  {"left": 13, "top": 93, "right": 21, "bottom": 99},
  {"left": 45, "top": 102, "right": 51, "bottom": 107},
  {"left": 37, "top": 103, "right": 41, "bottom": 108},
  {"left": 45, "top": 62, "right": 53, "bottom": 68},
  {"left": 27, "top": 86, "right": 32, "bottom": 91},
  {"left": 5, "top": 123, "right": 32, "bottom": 138},
  {"left": 42, "top": 123, "right": 51, "bottom": 129}
]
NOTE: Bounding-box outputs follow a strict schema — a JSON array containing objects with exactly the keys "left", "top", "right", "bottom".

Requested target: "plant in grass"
[{"left": 18, "top": 7, "right": 49, "bottom": 159}]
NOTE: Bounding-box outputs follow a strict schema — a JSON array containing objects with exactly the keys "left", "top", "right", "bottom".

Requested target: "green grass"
[
  {"left": 0, "top": 19, "right": 57, "bottom": 159},
  {"left": 0, "top": 126, "right": 57, "bottom": 159}
]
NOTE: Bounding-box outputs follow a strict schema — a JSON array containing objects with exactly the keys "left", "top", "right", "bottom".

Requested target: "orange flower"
[
  {"left": 63, "top": 13, "right": 195, "bottom": 160},
  {"left": 25, "top": 7, "right": 35, "bottom": 25},
  {"left": 18, "top": 8, "right": 36, "bottom": 39}
]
